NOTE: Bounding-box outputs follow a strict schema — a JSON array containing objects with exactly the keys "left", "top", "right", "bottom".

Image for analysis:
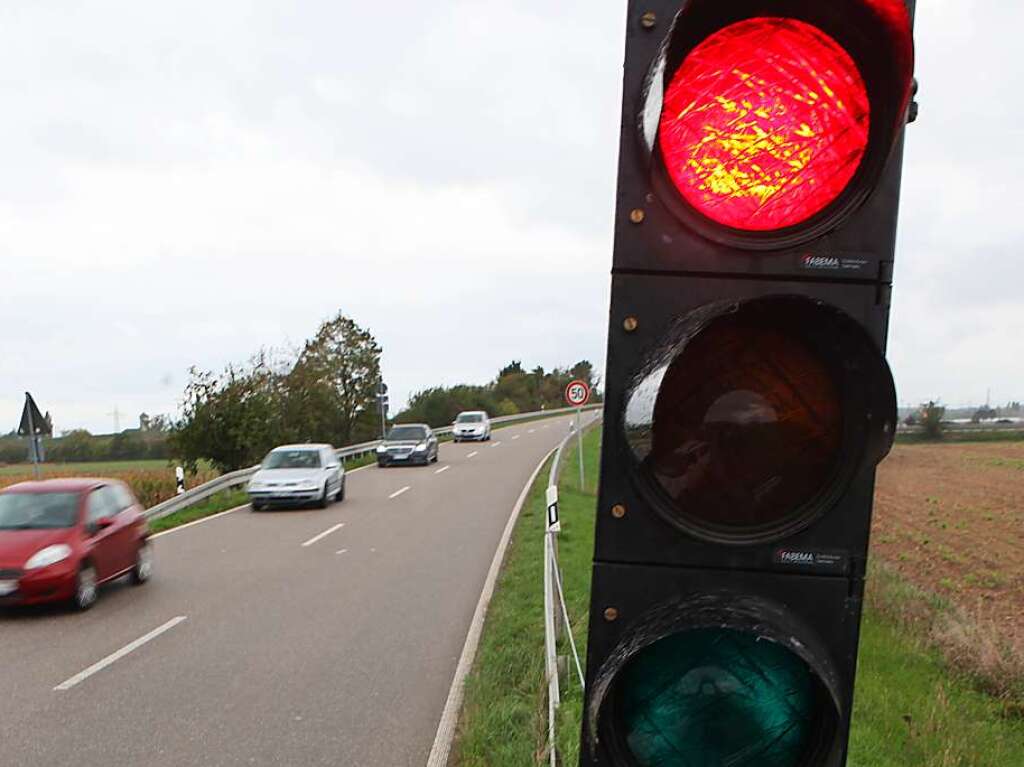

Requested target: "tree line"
[
  {"left": 0, "top": 429, "right": 170, "bottom": 465},
  {"left": 395, "top": 360, "right": 599, "bottom": 427},
  {"left": 2, "top": 311, "right": 599, "bottom": 473}
]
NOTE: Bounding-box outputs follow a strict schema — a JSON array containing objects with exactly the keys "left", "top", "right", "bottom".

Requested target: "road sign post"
[
  {"left": 565, "top": 380, "right": 591, "bottom": 490},
  {"left": 377, "top": 381, "right": 389, "bottom": 440}
]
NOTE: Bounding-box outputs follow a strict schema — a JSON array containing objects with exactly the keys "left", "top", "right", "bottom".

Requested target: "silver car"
[
  {"left": 452, "top": 411, "right": 491, "bottom": 442},
  {"left": 248, "top": 444, "right": 345, "bottom": 510}
]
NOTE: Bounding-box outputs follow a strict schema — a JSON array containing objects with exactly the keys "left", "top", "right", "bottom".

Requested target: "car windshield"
[
  {"left": 457, "top": 414, "right": 484, "bottom": 423},
  {"left": 0, "top": 492, "right": 80, "bottom": 530},
  {"left": 387, "top": 426, "right": 427, "bottom": 442},
  {"left": 263, "top": 450, "right": 322, "bottom": 469}
]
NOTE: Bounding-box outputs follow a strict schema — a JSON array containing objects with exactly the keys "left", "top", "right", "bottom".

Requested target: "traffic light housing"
[{"left": 583, "top": 2, "right": 915, "bottom": 765}]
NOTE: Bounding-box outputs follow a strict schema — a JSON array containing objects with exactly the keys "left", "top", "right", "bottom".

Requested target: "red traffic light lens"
[{"left": 658, "top": 17, "right": 870, "bottom": 232}]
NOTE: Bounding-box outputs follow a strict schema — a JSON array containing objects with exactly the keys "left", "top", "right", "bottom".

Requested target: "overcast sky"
[{"left": 1, "top": 1, "right": 1020, "bottom": 435}]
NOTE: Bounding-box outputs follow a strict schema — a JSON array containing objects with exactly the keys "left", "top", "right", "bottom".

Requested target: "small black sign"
[{"left": 17, "top": 393, "right": 51, "bottom": 437}]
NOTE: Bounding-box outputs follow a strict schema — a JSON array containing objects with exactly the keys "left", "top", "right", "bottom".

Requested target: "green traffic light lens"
[{"left": 615, "top": 628, "right": 816, "bottom": 767}]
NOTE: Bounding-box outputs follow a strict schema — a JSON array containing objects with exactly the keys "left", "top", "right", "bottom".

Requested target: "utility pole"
[{"left": 108, "top": 406, "right": 121, "bottom": 434}]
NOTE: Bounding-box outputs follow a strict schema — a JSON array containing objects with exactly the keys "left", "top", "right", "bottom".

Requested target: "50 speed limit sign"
[{"left": 565, "top": 380, "right": 591, "bottom": 407}]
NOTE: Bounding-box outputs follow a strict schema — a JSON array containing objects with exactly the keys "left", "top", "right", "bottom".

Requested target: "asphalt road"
[{"left": 0, "top": 416, "right": 576, "bottom": 767}]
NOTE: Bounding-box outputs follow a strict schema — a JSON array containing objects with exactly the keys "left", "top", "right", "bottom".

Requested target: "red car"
[{"left": 0, "top": 479, "right": 152, "bottom": 611}]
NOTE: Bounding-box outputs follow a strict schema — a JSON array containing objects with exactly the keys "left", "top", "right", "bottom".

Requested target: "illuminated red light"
[{"left": 658, "top": 18, "right": 870, "bottom": 232}]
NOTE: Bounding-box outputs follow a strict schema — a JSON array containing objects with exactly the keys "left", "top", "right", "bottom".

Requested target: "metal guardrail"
[
  {"left": 543, "top": 411, "right": 601, "bottom": 767},
  {"left": 144, "top": 404, "right": 600, "bottom": 523}
]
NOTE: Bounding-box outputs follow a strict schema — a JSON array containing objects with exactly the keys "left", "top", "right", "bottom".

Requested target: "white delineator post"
[{"left": 175, "top": 466, "right": 185, "bottom": 495}]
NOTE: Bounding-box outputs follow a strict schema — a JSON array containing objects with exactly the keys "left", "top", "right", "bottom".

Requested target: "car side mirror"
[
  {"left": 326, "top": 464, "right": 339, "bottom": 471},
  {"left": 95, "top": 516, "right": 115, "bottom": 531}
]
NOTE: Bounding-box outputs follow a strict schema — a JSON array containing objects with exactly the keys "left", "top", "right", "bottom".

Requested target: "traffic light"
[{"left": 582, "top": 2, "right": 915, "bottom": 765}]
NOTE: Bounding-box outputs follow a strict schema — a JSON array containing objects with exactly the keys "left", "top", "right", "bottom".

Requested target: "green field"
[
  {"left": 453, "top": 426, "right": 1024, "bottom": 766},
  {"left": 0, "top": 458, "right": 174, "bottom": 477}
]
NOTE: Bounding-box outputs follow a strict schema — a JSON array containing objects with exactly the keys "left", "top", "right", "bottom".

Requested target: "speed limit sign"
[{"left": 565, "top": 380, "right": 591, "bottom": 407}]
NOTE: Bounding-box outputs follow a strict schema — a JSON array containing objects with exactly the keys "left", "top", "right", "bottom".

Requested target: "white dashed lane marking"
[
  {"left": 467, "top": 451, "right": 479, "bottom": 458},
  {"left": 435, "top": 466, "right": 450, "bottom": 474},
  {"left": 491, "top": 441, "right": 502, "bottom": 448},
  {"left": 54, "top": 616, "right": 188, "bottom": 692},
  {"left": 511, "top": 435, "right": 520, "bottom": 440},
  {"left": 389, "top": 486, "right": 411, "bottom": 499},
  {"left": 302, "top": 523, "right": 345, "bottom": 547}
]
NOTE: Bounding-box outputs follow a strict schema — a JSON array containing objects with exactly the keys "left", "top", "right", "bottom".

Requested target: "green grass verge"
[
  {"left": 147, "top": 488, "right": 249, "bottom": 534},
  {"left": 453, "top": 426, "right": 1024, "bottom": 766},
  {"left": 850, "top": 603, "right": 1024, "bottom": 765},
  {"left": 453, "top": 424, "right": 600, "bottom": 766}
]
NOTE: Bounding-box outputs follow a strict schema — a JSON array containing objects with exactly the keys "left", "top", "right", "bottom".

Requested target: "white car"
[
  {"left": 247, "top": 444, "right": 345, "bottom": 511},
  {"left": 452, "top": 411, "right": 492, "bottom": 442}
]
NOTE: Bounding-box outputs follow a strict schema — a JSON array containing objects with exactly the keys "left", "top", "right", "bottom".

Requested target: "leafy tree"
[
  {"left": 920, "top": 401, "right": 946, "bottom": 440},
  {"left": 171, "top": 359, "right": 285, "bottom": 472},
  {"left": 109, "top": 432, "right": 145, "bottom": 460},
  {"left": 170, "top": 312, "right": 382, "bottom": 469},
  {"left": 52, "top": 430, "right": 99, "bottom": 462},
  {"left": 286, "top": 313, "right": 382, "bottom": 445},
  {"left": 399, "top": 385, "right": 498, "bottom": 427}
]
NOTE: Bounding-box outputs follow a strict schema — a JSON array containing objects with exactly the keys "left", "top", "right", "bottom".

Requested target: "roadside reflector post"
[{"left": 175, "top": 466, "right": 186, "bottom": 495}]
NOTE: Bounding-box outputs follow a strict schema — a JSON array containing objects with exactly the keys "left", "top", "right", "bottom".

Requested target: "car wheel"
[
  {"left": 251, "top": 501, "right": 264, "bottom": 512},
  {"left": 317, "top": 485, "right": 329, "bottom": 509},
  {"left": 73, "top": 564, "right": 98, "bottom": 611},
  {"left": 377, "top": 460, "right": 386, "bottom": 468},
  {"left": 336, "top": 479, "right": 346, "bottom": 503},
  {"left": 130, "top": 541, "right": 153, "bottom": 586}
]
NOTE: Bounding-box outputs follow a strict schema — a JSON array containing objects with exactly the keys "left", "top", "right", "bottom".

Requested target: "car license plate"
[{"left": 0, "top": 580, "right": 17, "bottom": 596}]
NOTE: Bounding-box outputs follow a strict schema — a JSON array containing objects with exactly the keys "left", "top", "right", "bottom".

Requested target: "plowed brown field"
[{"left": 873, "top": 441, "right": 1024, "bottom": 649}]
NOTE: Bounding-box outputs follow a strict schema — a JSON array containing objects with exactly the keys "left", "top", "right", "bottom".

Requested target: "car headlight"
[
  {"left": 414, "top": 443, "right": 427, "bottom": 452},
  {"left": 249, "top": 480, "right": 264, "bottom": 490},
  {"left": 25, "top": 544, "right": 72, "bottom": 570},
  {"left": 377, "top": 446, "right": 387, "bottom": 453},
  {"left": 299, "top": 480, "right": 318, "bottom": 489}
]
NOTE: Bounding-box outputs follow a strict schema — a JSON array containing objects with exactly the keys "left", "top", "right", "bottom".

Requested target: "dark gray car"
[{"left": 376, "top": 424, "right": 439, "bottom": 467}]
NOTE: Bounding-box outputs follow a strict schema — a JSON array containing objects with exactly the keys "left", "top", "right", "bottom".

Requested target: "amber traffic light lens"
[{"left": 625, "top": 304, "right": 843, "bottom": 541}]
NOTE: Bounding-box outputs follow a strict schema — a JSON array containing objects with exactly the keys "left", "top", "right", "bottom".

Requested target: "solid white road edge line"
[
  {"left": 389, "top": 486, "right": 411, "bottom": 499},
  {"left": 150, "top": 505, "right": 247, "bottom": 539},
  {"left": 426, "top": 445, "right": 557, "bottom": 767},
  {"left": 149, "top": 463, "right": 373, "bottom": 540},
  {"left": 301, "top": 523, "right": 345, "bottom": 547},
  {"left": 54, "top": 616, "right": 188, "bottom": 691},
  {"left": 435, "top": 466, "right": 451, "bottom": 475}
]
